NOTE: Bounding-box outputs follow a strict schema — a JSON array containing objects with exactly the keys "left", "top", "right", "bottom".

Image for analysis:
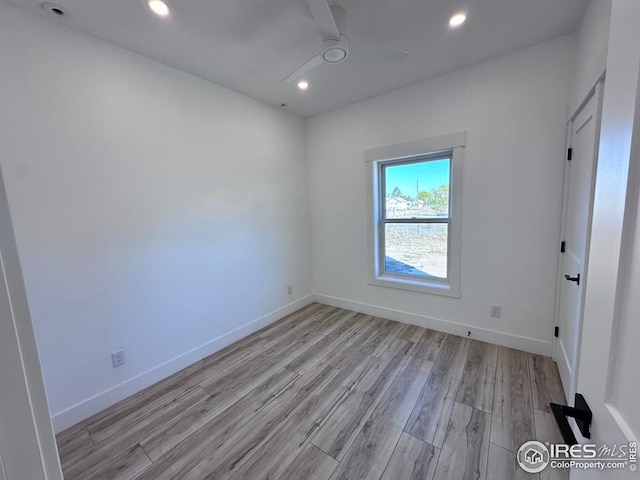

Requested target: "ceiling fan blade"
[
  {"left": 307, "top": 0, "right": 340, "bottom": 41},
  {"left": 349, "top": 44, "right": 408, "bottom": 64},
  {"left": 282, "top": 54, "right": 324, "bottom": 83}
]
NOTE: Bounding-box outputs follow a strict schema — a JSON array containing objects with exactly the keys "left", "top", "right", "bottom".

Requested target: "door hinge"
[
  {"left": 560, "top": 241, "right": 565, "bottom": 253},
  {"left": 554, "top": 326, "right": 559, "bottom": 338},
  {"left": 567, "top": 148, "right": 573, "bottom": 161}
]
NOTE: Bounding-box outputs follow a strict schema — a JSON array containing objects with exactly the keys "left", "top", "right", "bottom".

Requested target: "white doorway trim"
[{"left": 0, "top": 166, "right": 63, "bottom": 480}]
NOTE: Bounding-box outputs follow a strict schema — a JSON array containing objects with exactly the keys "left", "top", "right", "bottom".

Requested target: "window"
[{"left": 366, "top": 132, "right": 464, "bottom": 297}]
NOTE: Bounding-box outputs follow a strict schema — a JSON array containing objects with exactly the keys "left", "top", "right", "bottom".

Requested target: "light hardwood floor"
[{"left": 56, "top": 303, "right": 568, "bottom": 480}]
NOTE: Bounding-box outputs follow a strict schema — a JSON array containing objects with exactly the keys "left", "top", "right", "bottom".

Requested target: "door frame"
[
  {"left": 0, "top": 165, "right": 63, "bottom": 480},
  {"left": 552, "top": 77, "right": 605, "bottom": 401}
]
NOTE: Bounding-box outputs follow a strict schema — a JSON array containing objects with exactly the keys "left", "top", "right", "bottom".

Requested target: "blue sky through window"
[{"left": 385, "top": 158, "right": 450, "bottom": 198}]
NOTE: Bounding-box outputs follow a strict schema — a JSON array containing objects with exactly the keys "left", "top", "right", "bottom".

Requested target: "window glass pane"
[
  {"left": 384, "top": 158, "right": 450, "bottom": 219},
  {"left": 384, "top": 223, "right": 448, "bottom": 279}
]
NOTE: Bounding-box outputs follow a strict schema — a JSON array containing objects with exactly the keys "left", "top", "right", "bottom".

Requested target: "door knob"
[{"left": 564, "top": 273, "right": 580, "bottom": 285}]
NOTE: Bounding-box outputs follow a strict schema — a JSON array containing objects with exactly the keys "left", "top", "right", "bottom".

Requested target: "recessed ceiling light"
[
  {"left": 41, "top": 2, "right": 65, "bottom": 17},
  {"left": 148, "top": 0, "right": 169, "bottom": 17},
  {"left": 297, "top": 80, "right": 309, "bottom": 91},
  {"left": 449, "top": 12, "right": 466, "bottom": 28}
]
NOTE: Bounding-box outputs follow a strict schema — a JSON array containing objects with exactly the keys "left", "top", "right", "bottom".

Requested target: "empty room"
[{"left": 1, "top": 0, "right": 639, "bottom": 479}]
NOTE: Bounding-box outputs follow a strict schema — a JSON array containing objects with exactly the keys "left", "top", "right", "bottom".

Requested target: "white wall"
[
  {"left": 0, "top": 2, "right": 311, "bottom": 432},
  {"left": 571, "top": 0, "right": 611, "bottom": 113},
  {"left": 307, "top": 36, "right": 575, "bottom": 355}
]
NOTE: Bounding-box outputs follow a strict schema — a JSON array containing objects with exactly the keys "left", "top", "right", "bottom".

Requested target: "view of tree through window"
[{"left": 382, "top": 158, "right": 450, "bottom": 278}]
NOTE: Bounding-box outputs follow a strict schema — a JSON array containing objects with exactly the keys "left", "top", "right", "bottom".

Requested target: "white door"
[
  {"left": 554, "top": 83, "right": 602, "bottom": 401},
  {"left": 571, "top": 0, "right": 640, "bottom": 472},
  {"left": 575, "top": 147, "right": 640, "bottom": 478},
  {"left": 569, "top": 2, "right": 640, "bottom": 477}
]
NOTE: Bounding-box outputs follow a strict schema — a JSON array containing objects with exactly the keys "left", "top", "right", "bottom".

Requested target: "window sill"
[{"left": 368, "top": 274, "right": 461, "bottom": 298}]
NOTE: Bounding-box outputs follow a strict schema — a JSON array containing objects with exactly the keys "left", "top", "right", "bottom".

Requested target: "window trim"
[{"left": 365, "top": 132, "right": 465, "bottom": 297}]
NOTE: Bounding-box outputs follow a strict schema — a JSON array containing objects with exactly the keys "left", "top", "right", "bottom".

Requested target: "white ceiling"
[{"left": 8, "top": 0, "right": 588, "bottom": 117}]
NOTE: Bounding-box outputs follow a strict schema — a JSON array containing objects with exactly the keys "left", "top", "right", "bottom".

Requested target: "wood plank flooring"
[{"left": 56, "top": 303, "right": 567, "bottom": 480}]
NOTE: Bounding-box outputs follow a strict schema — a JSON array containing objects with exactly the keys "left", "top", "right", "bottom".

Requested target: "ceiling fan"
[{"left": 282, "top": 0, "right": 408, "bottom": 83}]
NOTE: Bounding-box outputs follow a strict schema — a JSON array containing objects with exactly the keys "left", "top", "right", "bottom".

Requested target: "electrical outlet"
[
  {"left": 111, "top": 349, "right": 125, "bottom": 368},
  {"left": 287, "top": 285, "right": 293, "bottom": 295},
  {"left": 490, "top": 305, "right": 502, "bottom": 318}
]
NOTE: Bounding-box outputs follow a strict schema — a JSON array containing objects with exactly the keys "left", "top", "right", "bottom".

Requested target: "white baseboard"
[
  {"left": 51, "top": 294, "right": 314, "bottom": 433},
  {"left": 313, "top": 293, "right": 552, "bottom": 357},
  {"left": 52, "top": 291, "right": 552, "bottom": 432},
  {"left": 556, "top": 340, "right": 572, "bottom": 401}
]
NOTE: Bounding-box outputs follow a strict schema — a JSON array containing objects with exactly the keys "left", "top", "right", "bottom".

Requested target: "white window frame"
[{"left": 365, "top": 132, "right": 465, "bottom": 297}]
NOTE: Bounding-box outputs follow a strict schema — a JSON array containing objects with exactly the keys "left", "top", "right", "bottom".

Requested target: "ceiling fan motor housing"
[{"left": 322, "top": 34, "right": 349, "bottom": 62}]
